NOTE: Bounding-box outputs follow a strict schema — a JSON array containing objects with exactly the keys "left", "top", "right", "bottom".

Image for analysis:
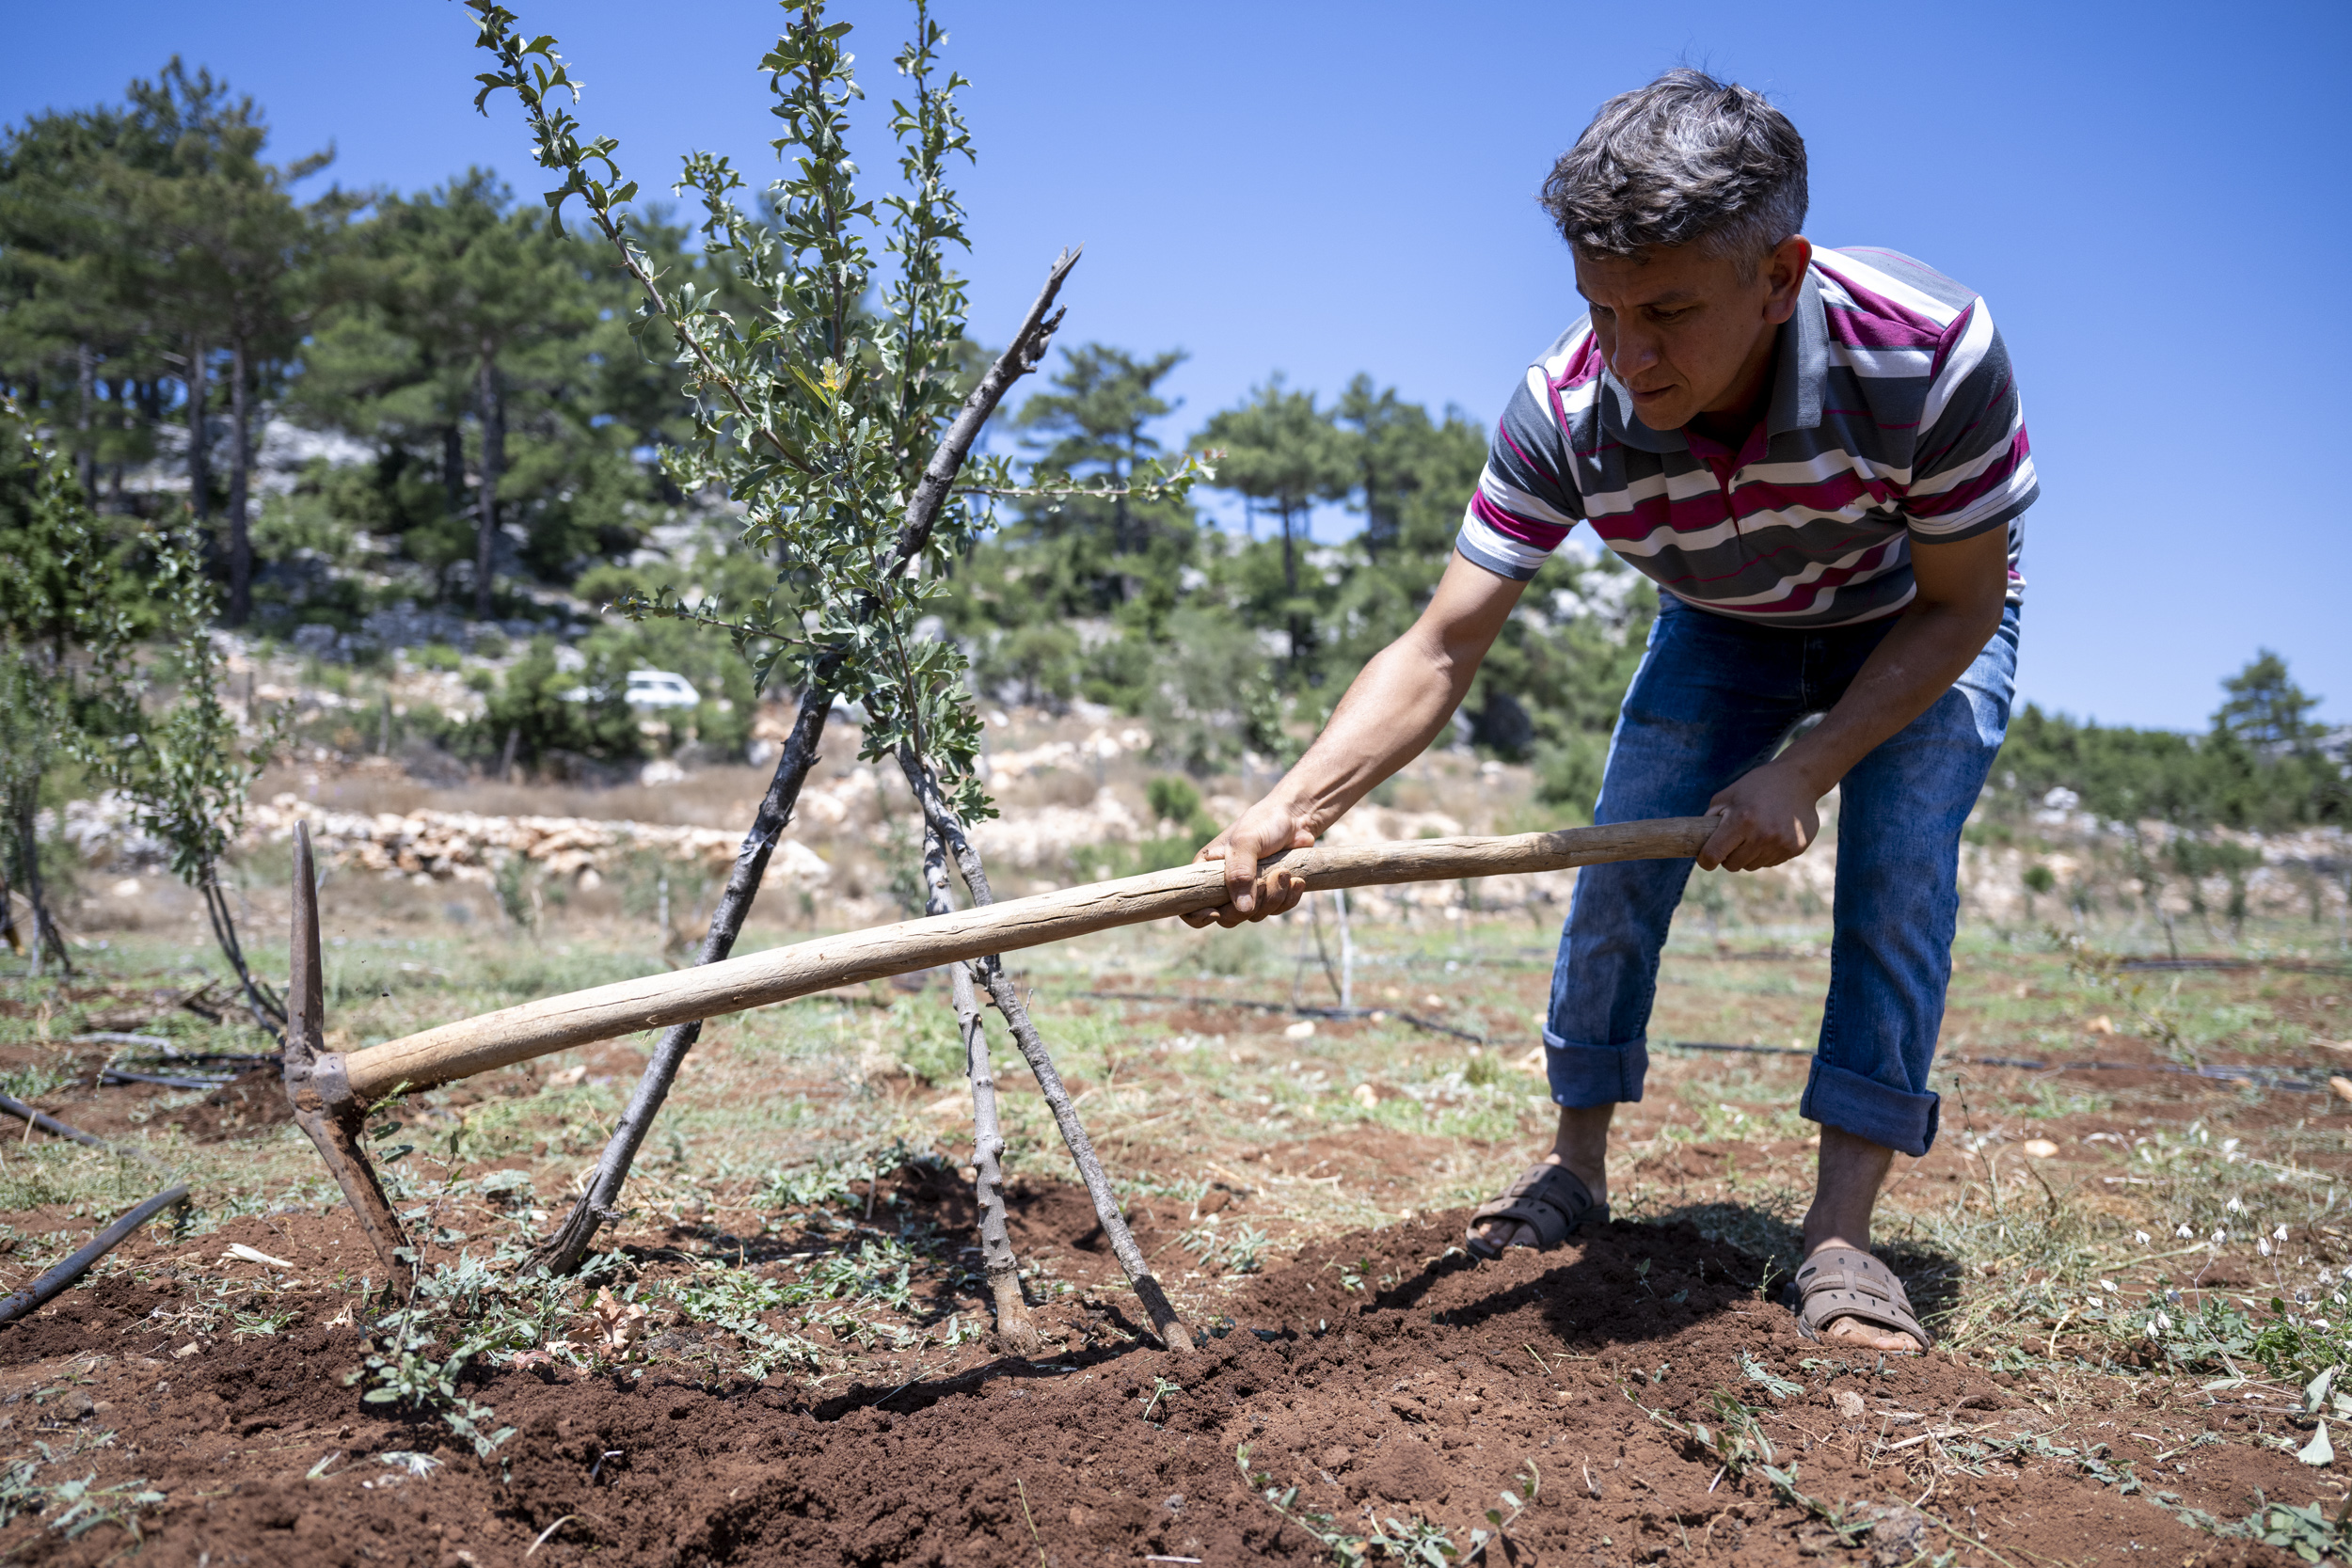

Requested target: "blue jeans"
[{"left": 1542, "top": 595, "right": 2021, "bottom": 1157}]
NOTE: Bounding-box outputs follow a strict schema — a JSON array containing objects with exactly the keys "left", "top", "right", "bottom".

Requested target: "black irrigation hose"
[
  {"left": 2119, "top": 958, "right": 2351, "bottom": 976},
  {"left": 1661, "top": 1041, "right": 1811, "bottom": 1057},
  {"left": 1959, "top": 1055, "right": 2326, "bottom": 1093},
  {"left": 0, "top": 1092, "right": 121, "bottom": 1153},
  {"left": 0, "top": 1093, "right": 175, "bottom": 1170},
  {"left": 0, "top": 1185, "right": 191, "bottom": 1328},
  {"left": 100, "top": 1070, "right": 238, "bottom": 1091}
]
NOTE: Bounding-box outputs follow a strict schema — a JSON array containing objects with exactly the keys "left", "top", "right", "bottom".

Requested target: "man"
[{"left": 1186, "top": 70, "right": 2031, "bottom": 1354}]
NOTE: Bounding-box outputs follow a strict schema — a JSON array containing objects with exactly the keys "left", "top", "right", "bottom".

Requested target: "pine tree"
[
  {"left": 108, "top": 60, "right": 344, "bottom": 622},
  {"left": 1198, "top": 376, "right": 1352, "bottom": 676}
]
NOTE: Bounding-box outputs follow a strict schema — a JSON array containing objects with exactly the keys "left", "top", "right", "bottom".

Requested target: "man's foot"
[
  {"left": 1466, "top": 1157, "right": 1607, "bottom": 1258},
  {"left": 1794, "top": 1125, "right": 1927, "bottom": 1351},
  {"left": 1790, "top": 1245, "right": 1931, "bottom": 1353},
  {"left": 1469, "top": 1105, "right": 1614, "bottom": 1255}
]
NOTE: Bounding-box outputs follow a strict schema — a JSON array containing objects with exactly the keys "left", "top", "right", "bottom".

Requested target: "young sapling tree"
[
  {"left": 0, "top": 394, "right": 136, "bottom": 977},
  {"left": 467, "top": 0, "right": 1208, "bottom": 1351},
  {"left": 87, "top": 533, "right": 288, "bottom": 1031}
]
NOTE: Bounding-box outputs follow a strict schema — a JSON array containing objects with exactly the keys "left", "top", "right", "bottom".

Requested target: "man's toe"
[
  {"left": 1471, "top": 1218, "right": 1532, "bottom": 1251},
  {"left": 1822, "top": 1315, "right": 1923, "bottom": 1354}
]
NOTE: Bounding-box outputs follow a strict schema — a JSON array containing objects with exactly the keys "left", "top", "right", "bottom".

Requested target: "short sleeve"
[
  {"left": 1454, "top": 365, "right": 1585, "bottom": 581},
  {"left": 1900, "top": 297, "right": 2038, "bottom": 541}
]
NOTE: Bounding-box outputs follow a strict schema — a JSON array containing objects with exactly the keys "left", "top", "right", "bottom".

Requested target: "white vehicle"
[{"left": 624, "top": 669, "right": 701, "bottom": 709}]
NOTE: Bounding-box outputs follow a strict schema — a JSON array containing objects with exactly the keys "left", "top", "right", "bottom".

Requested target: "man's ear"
[{"left": 1762, "top": 235, "right": 1812, "bottom": 325}]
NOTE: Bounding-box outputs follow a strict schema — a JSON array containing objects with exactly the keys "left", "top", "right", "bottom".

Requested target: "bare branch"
[{"left": 882, "top": 245, "right": 1080, "bottom": 576}]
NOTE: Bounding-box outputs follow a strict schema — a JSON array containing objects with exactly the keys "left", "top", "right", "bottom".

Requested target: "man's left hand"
[{"left": 1697, "top": 757, "right": 1824, "bottom": 871}]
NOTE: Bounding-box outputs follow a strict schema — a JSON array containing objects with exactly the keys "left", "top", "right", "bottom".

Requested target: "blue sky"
[{"left": 7, "top": 1, "right": 2345, "bottom": 731}]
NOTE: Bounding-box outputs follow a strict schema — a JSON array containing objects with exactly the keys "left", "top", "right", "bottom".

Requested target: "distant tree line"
[
  {"left": 1992, "top": 651, "right": 2345, "bottom": 832},
  {"left": 0, "top": 60, "right": 722, "bottom": 626},
  {"left": 0, "top": 59, "right": 1652, "bottom": 806}
]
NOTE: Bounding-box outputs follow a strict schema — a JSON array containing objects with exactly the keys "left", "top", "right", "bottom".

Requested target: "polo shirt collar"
[{"left": 1596, "top": 264, "right": 1828, "bottom": 454}]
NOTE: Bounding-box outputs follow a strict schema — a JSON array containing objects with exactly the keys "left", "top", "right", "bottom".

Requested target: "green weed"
[
  {"left": 0, "top": 1446, "right": 165, "bottom": 1543},
  {"left": 2243, "top": 1497, "right": 2352, "bottom": 1563},
  {"left": 346, "top": 1306, "right": 515, "bottom": 1460},
  {"left": 1739, "top": 1350, "right": 1803, "bottom": 1400}
]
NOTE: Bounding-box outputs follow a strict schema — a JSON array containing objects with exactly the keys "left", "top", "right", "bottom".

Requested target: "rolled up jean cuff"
[
  {"left": 1542, "top": 1029, "right": 1648, "bottom": 1108},
  {"left": 1800, "top": 1058, "right": 1940, "bottom": 1157}
]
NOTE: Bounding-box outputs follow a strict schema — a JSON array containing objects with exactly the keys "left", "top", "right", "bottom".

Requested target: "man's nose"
[{"left": 1609, "top": 325, "right": 1660, "bottom": 379}]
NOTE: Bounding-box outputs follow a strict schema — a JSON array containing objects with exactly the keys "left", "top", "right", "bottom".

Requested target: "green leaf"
[{"left": 2299, "top": 1420, "right": 2335, "bottom": 1466}]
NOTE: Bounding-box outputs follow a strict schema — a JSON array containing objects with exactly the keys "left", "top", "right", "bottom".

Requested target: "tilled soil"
[{"left": 0, "top": 1190, "right": 2312, "bottom": 1567}]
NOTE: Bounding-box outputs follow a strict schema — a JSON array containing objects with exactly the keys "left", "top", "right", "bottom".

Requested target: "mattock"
[
  {"left": 280, "top": 814, "right": 1717, "bottom": 1288},
  {"left": 282, "top": 822, "right": 416, "bottom": 1299}
]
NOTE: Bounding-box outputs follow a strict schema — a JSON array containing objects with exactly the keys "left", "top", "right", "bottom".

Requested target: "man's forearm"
[
  {"left": 1778, "top": 599, "right": 2002, "bottom": 794},
  {"left": 1266, "top": 630, "right": 1475, "bottom": 833},
  {"left": 1190, "top": 554, "right": 1526, "bottom": 922},
  {"left": 1699, "top": 528, "right": 2010, "bottom": 874}
]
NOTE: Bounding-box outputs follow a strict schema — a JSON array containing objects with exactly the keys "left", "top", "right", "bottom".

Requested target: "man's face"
[{"left": 1575, "top": 235, "right": 1810, "bottom": 433}]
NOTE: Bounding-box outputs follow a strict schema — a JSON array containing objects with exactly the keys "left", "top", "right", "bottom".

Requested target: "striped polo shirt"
[{"left": 1456, "top": 245, "right": 2036, "bottom": 627}]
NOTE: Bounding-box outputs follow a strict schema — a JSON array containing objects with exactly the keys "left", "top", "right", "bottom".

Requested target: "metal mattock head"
[{"left": 282, "top": 821, "right": 415, "bottom": 1298}]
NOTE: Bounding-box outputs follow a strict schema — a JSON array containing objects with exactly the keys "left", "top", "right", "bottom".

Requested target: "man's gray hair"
[{"left": 1540, "top": 69, "right": 1807, "bottom": 273}]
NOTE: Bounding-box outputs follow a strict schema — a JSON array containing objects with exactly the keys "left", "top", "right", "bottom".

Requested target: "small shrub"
[
  {"left": 494, "top": 856, "right": 538, "bottom": 930},
  {"left": 977, "top": 624, "right": 1081, "bottom": 710},
  {"left": 477, "top": 637, "right": 644, "bottom": 768},
  {"left": 1133, "top": 774, "right": 1220, "bottom": 872}
]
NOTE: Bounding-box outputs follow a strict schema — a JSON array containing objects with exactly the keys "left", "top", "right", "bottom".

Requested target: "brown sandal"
[
  {"left": 1789, "top": 1246, "right": 1933, "bottom": 1350},
  {"left": 1465, "top": 1163, "right": 1606, "bottom": 1260}
]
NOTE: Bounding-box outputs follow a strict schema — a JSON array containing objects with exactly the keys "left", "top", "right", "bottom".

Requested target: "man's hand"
[
  {"left": 1695, "top": 527, "right": 2010, "bottom": 875},
  {"left": 1183, "top": 796, "right": 1315, "bottom": 927},
  {"left": 1697, "top": 757, "right": 1822, "bottom": 871}
]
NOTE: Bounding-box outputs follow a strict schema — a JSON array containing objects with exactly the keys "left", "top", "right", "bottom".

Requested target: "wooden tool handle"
[{"left": 337, "top": 815, "right": 1716, "bottom": 1105}]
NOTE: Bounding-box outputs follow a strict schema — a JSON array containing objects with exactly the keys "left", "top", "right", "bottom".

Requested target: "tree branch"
[{"left": 883, "top": 246, "right": 1078, "bottom": 575}]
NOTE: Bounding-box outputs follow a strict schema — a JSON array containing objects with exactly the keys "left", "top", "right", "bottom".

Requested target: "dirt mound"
[
  {"left": 0, "top": 1190, "right": 2308, "bottom": 1567},
  {"left": 160, "top": 1066, "right": 295, "bottom": 1144}
]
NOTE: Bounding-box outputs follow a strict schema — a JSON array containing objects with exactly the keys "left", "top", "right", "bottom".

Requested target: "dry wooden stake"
[
  {"left": 282, "top": 823, "right": 414, "bottom": 1298},
  {"left": 899, "top": 741, "right": 1196, "bottom": 1352},
  {"left": 919, "top": 820, "right": 1041, "bottom": 1355}
]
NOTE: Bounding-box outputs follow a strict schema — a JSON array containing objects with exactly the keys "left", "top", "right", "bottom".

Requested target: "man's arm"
[
  {"left": 1184, "top": 552, "right": 1530, "bottom": 927},
  {"left": 1696, "top": 527, "right": 2010, "bottom": 872}
]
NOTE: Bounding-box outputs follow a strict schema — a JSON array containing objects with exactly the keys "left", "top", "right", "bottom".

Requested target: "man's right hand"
[{"left": 1182, "top": 795, "right": 1316, "bottom": 928}]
